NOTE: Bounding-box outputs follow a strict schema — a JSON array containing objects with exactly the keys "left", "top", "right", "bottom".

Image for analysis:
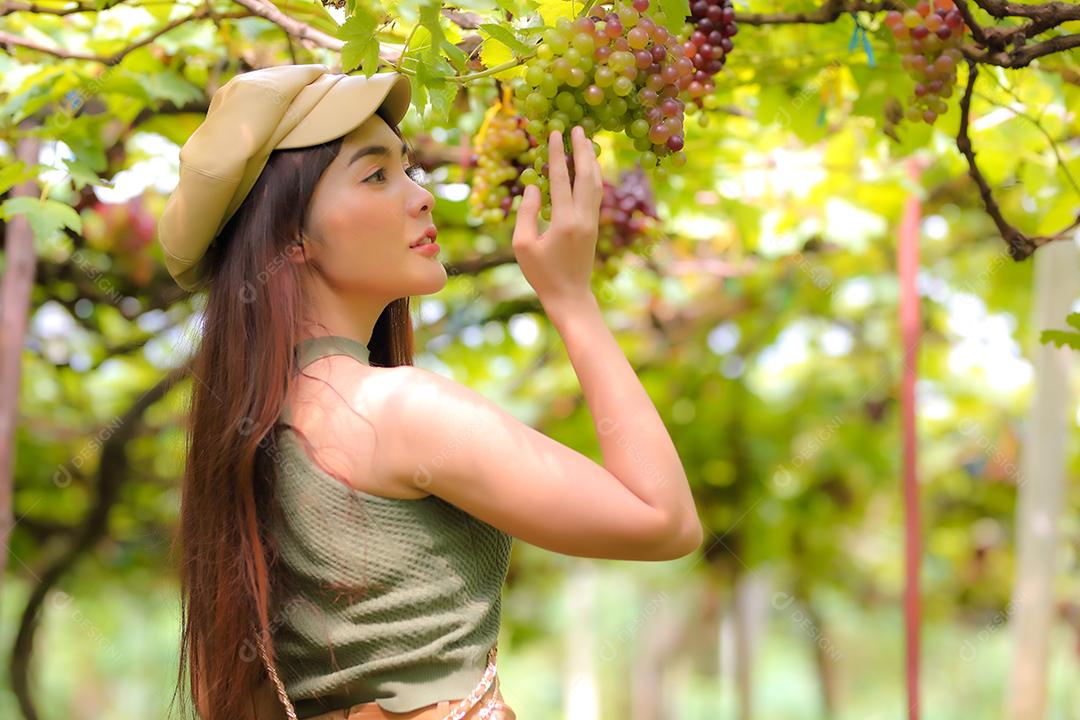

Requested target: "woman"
[{"left": 158, "top": 64, "right": 701, "bottom": 720}]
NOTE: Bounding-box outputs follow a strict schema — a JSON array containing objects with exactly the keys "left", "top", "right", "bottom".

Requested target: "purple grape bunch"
[
  {"left": 680, "top": 0, "right": 737, "bottom": 109},
  {"left": 598, "top": 163, "right": 659, "bottom": 260}
]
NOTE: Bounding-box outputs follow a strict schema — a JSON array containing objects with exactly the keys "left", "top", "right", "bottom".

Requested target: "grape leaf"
[
  {"left": 657, "top": 0, "right": 690, "bottom": 35},
  {"left": 480, "top": 38, "right": 525, "bottom": 79},
  {"left": 1040, "top": 329, "right": 1080, "bottom": 350},
  {"left": 419, "top": 0, "right": 446, "bottom": 67},
  {"left": 442, "top": 38, "right": 469, "bottom": 73},
  {"left": 339, "top": 10, "right": 378, "bottom": 74},
  {"left": 1, "top": 196, "right": 83, "bottom": 241},
  {"left": 416, "top": 58, "right": 458, "bottom": 125},
  {"left": 1039, "top": 312, "right": 1080, "bottom": 349},
  {"left": 478, "top": 23, "right": 531, "bottom": 55},
  {"left": 64, "top": 158, "right": 108, "bottom": 191},
  {"left": 0, "top": 161, "right": 41, "bottom": 195},
  {"left": 531, "top": 0, "right": 575, "bottom": 26}
]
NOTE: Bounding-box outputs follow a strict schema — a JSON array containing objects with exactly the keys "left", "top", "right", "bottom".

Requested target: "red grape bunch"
[
  {"left": 467, "top": 88, "right": 537, "bottom": 224},
  {"left": 598, "top": 163, "right": 659, "bottom": 262},
  {"left": 514, "top": 0, "right": 692, "bottom": 219},
  {"left": 885, "top": 0, "right": 967, "bottom": 125},
  {"left": 679, "top": 0, "right": 737, "bottom": 110}
]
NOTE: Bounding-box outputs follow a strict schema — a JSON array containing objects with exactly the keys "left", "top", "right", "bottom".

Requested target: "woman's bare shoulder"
[{"left": 284, "top": 357, "right": 433, "bottom": 499}]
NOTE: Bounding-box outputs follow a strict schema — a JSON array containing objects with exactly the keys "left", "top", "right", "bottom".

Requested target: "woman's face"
[{"left": 299, "top": 114, "right": 445, "bottom": 301}]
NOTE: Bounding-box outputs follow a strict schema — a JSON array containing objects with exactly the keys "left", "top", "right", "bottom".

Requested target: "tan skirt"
[
  {"left": 295, "top": 644, "right": 514, "bottom": 720},
  {"left": 304, "top": 673, "right": 515, "bottom": 720}
]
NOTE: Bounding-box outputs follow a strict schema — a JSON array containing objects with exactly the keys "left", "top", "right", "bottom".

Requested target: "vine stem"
[
  {"left": 390, "top": 22, "right": 420, "bottom": 75},
  {"left": 384, "top": 51, "right": 538, "bottom": 84}
]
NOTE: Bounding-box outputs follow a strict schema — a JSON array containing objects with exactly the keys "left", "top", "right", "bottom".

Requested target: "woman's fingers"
[
  {"left": 512, "top": 184, "right": 541, "bottom": 247},
  {"left": 569, "top": 125, "right": 599, "bottom": 216},
  {"left": 547, "top": 130, "right": 573, "bottom": 217}
]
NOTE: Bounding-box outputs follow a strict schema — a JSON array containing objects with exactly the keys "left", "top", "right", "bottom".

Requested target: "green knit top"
[{"left": 267, "top": 334, "right": 513, "bottom": 719}]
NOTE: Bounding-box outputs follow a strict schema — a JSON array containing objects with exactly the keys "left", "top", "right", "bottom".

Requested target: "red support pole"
[{"left": 898, "top": 156, "right": 924, "bottom": 720}]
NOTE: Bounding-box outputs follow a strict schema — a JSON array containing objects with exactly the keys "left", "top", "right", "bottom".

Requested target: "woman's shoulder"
[{"left": 283, "top": 358, "right": 442, "bottom": 500}]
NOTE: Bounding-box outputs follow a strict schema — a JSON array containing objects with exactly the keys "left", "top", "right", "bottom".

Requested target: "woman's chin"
[{"left": 412, "top": 265, "right": 448, "bottom": 295}]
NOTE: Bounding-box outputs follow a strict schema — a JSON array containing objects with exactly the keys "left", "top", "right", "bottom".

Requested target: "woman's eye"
[{"left": 363, "top": 165, "right": 428, "bottom": 185}]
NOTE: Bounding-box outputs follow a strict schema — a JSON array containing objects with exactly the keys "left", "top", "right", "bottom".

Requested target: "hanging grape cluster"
[
  {"left": 680, "top": 0, "right": 737, "bottom": 109},
  {"left": 467, "top": 87, "right": 537, "bottom": 224},
  {"left": 598, "top": 163, "right": 659, "bottom": 262},
  {"left": 885, "top": 0, "right": 967, "bottom": 125},
  {"left": 514, "top": 0, "right": 691, "bottom": 219}
]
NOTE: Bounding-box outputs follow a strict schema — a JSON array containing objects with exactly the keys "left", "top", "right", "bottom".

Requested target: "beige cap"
[{"left": 156, "top": 63, "right": 412, "bottom": 291}]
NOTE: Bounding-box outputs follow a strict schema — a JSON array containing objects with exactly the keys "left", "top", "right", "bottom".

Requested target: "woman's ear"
[{"left": 287, "top": 237, "right": 309, "bottom": 268}]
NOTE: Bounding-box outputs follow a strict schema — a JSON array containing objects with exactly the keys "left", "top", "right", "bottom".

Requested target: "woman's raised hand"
[{"left": 512, "top": 125, "right": 603, "bottom": 307}]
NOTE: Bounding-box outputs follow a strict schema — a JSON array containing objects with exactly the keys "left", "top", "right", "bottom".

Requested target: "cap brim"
[{"left": 276, "top": 71, "right": 412, "bottom": 149}]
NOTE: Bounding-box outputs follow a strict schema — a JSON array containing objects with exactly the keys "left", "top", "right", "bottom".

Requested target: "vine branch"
[
  {"left": 0, "top": 7, "right": 251, "bottom": 64},
  {"left": 740, "top": 0, "right": 1078, "bottom": 70},
  {"left": 738, "top": 0, "right": 901, "bottom": 25},
  {"left": 955, "top": 61, "right": 1080, "bottom": 260},
  {"left": 10, "top": 369, "right": 181, "bottom": 719}
]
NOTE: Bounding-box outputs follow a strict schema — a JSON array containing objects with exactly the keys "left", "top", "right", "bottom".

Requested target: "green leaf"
[
  {"left": 410, "top": 78, "right": 429, "bottom": 119},
  {"left": 848, "top": 64, "right": 893, "bottom": 122},
  {"left": 96, "top": 71, "right": 154, "bottom": 105},
  {"left": 340, "top": 9, "right": 379, "bottom": 73},
  {"left": 341, "top": 40, "right": 364, "bottom": 73},
  {"left": 1039, "top": 313, "right": 1080, "bottom": 349},
  {"left": 530, "top": 0, "right": 575, "bottom": 26},
  {"left": 0, "top": 66, "right": 69, "bottom": 126},
  {"left": 480, "top": 37, "right": 525, "bottom": 79},
  {"left": 1, "top": 196, "right": 83, "bottom": 241},
  {"left": 756, "top": 84, "right": 790, "bottom": 126},
  {"left": 419, "top": 0, "right": 446, "bottom": 67},
  {"left": 442, "top": 38, "right": 469, "bottom": 73},
  {"left": 64, "top": 158, "right": 108, "bottom": 191},
  {"left": 657, "top": 0, "right": 689, "bottom": 34},
  {"left": 1035, "top": 191, "right": 1079, "bottom": 236},
  {"left": 1039, "top": 329, "right": 1080, "bottom": 350},
  {"left": 339, "top": 7, "right": 377, "bottom": 40},
  {"left": 360, "top": 37, "right": 382, "bottom": 76},
  {"left": 143, "top": 0, "right": 174, "bottom": 24},
  {"left": 0, "top": 161, "right": 40, "bottom": 195},
  {"left": 134, "top": 70, "right": 204, "bottom": 107},
  {"left": 478, "top": 23, "right": 530, "bottom": 55},
  {"left": 132, "top": 112, "right": 205, "bottom": 146},
  {"left": 416, "top": 57, "right": 458, "bottom": 124}
]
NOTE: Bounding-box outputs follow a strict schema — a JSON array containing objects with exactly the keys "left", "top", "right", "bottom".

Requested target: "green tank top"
[{"left": 267, "top": 334, "right": 513, "bottom": 718}]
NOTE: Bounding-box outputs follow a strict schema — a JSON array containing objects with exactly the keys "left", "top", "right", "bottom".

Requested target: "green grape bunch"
[
  {"left": 467, "top": 87, "right": 537, "bottom": 224},
  {"left": 513, "top": 0, "right": 692, "bottom": 221}
]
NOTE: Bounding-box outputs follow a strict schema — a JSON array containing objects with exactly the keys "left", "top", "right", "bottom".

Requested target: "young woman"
[{"left": 160, "top": 64, "right": 701, "bottom": 720}]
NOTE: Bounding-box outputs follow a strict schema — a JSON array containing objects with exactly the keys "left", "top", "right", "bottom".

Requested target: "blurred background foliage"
[{"left": 1, "top": 0, "right": 1078, "bottom": 718}]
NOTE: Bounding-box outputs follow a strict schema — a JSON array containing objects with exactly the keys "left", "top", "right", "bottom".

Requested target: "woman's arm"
[
  {"left": 377, "top": 306, "right": 702, "bottom": 561},
  {"left": 543, "top": 289, "right": 701, "bottom": 548}
]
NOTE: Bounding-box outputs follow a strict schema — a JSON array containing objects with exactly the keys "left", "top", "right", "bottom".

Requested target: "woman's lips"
[{"left": 410, "top": 242, "right": 440, "bottom": 256}]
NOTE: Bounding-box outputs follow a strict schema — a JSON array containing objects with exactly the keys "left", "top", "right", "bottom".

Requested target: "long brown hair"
[{"left": 168, "top": 106, "right": 416, "bottom": 720}]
